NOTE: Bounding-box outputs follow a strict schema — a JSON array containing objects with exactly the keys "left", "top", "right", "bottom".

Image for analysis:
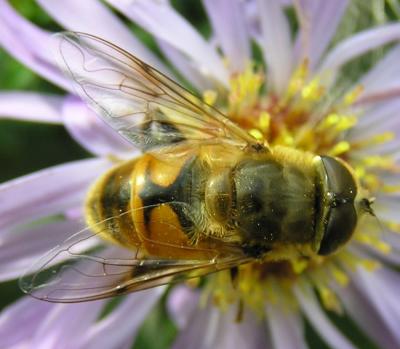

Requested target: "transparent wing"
[
  {"left": 19, "top": 207, "right": 250, "bottom": 303},
  {"left": 55, "top": 32, "right": 262, "bottom": 152}
]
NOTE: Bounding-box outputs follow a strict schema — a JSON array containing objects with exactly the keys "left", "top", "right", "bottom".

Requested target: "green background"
[{"left": 1, "top": 1, "right": 399, "bottom": 348}]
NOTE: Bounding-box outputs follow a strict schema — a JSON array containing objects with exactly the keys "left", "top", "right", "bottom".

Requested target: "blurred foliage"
[{"left": 0, "top": 1, "right": 399, "bottom": 349}]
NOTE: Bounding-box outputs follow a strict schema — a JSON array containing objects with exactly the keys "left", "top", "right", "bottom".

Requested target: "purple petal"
[
  {"left": 295, "top": 0, "right": 349, "bottom": 69},
  {"left": 105, "top": 0, "right": 229, "bottom": 86},
  {"left": 384, "top": 232, "right": 400, "bottom": 265},
  {"left": 167, "top": 285, "right": 199, "bottom": 329},
  {"left": 0, "top": 255, "right": 162, "bottom": 349},
  {"left": 346, "top": 99, "right": 400, "bottom": 136},
  {"left": 349, "top": 267, "right": 400, "bottom": 344},
  {"left": 0, "top": 219, "right": 84, "bottom": 281},
  {"left": 157, "top": 40, "right": 215, "bottom": 91},
  {"left": 374, "top": 194, "right": 400, "bottom": 224},
  {"left": 256, "top": 0, "right": 293, "bottom": 95},
  {"left": 31, "top": 301, "right": 106, "bottom": 349},
  {"left": 61, "top": 96, "right": 135, "bottom": 156},
  {"left": 359, "top": 45, "right": 400, "bottom": 97},
  {"left": 0, "top": 296, "right": 54, "bottom": 348},
  {"left": 319, "top": 24, "right": 400, "bottom": 80},
  {"left": 0, "top": 158, "right": 111, "bottom": 231},
  {"left": 266, "top": 302, "right": 307, "bottom": 349},
  {"left": 336, "top": 281, "right": 400, "bottom": 349},
  {"left": 294, "top": 282, "right": 357, "bottom": 349},
  {"left": 76, "top": 288, "right": 164, "bottom": 349},
  {"left": 172, "top": 304, "right": 270, "bottom": 349},
  {"left": 0, "top": 1, "right": 71, "bottom": 90},
  {"left": 350, "top": 137, "right": 400, "bottom": 160},
  {"left": 0, "top": 92, "right": 62, "bottom": 123},
  {"left": 347, "top": 99, "right": 400, "bottom": 141},
  {"left": 37, "top": 0, "right": 168, "bottom": 74},
  {"left": 203, "top": 0, "right": 250, "bottom": 73}
]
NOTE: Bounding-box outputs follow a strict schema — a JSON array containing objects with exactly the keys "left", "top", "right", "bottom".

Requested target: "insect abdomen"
[
  {"left": 85, "top": 152, "right": 214, "bottom": 259},
  {"left": 85, "top": 159, "right": 138, "bottom": 248}
]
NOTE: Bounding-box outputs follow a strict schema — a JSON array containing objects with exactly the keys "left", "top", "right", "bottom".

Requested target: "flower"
[{"left": 1, "top": 0, "right": 400, "bottom": 348}]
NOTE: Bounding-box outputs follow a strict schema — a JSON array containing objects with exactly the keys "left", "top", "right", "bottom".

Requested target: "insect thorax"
[{"left": 230, "top": 146, "right": 318, "bottom": 257}]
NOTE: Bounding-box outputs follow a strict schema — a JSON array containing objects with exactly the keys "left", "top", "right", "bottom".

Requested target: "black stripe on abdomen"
[{"left": 139, "top": 157, "right": 195, "bottom": 233}]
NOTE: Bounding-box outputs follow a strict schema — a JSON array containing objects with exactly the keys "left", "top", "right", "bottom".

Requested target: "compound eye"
[
  {"left": 318, "top": 203, "right": 357, "bottom": 255},
  {"left": 320, "top": 156, "right": 357, "bottom": 200},
  {"left": 317, "top": 156, "right": 358, "bottom": 255}
]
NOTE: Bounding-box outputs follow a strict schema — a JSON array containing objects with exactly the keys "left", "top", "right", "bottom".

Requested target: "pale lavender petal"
[
  {"left": 353, "top": 231, "right": 400, "bottom": 276},
  {"left": 0, "top": 219, "right": 84, "bottom": 281},
  {"left": 358, "top": 45, "right": 400, "bottom": 96},
  {"left": 256, "top": 0, "right": 293, "bottom": 94},
  {"left": 0, "top": 158, "right": 111, "bottom": 231},
  {"left": 31, "top": 301, "right": 105, "bottom": 349},
  {"left": 346, "top": 103, "right": 400, "bottom": 143},
  {"left": 319, "top": 24, "right": 400, "bottom": 79},
  {"left": 37, "top": 0, "right": 168, "bottom": 73},
  {"left": 335, "top": 282, "right": 400, "bottom": 349},
  {"left": 377, "top": 170, "right": 400, "bottom": 186},
  {"left": 295, "top": 0, "right": 349, "bottom": 69},
  {"left": 157, "top": 40, "right": 214, "bottom": 91},
  {"left": 0, "top": 92, "right": 62, "bottom": 123},
  {"left": 294, "top": 283, "right": 357, "bottom": 349},
  {"left": 0, "top": 1, "right": 71, "bottom": 90},
  {"left": 172, "top": 304, "right": 270, "bottom": 349},
  {"left": 374, "top": 194, "right": 400, "bottom": 224},
  {"left": 350, "top": 138, "right": 400, "bottom": 160},
  {"left": 266, "top": 302, "right": 307, "bottom": 349},
  {"left": 76, "top": 288, "right": 164, "bottom": 349},
  {"left": 167, "top": 285, "right": 199, "bottom": 329},
  {"left": 385, "top": 231, "right": 400, "bottom": 261},
  {"left": 203, "top": 0, "right": 250, "bottom": 73},
  {"left": 244, "top": 1, "right": 262, "bottom": 44},
  {"left": 347, "top": 99, "right": 400, "bottom": 140},
  {"left": 0, "top": 296, "right": 54, "bottom": 348},
  {"left": 61, "top": 96, "right": 135, "bottom": 156},
  {"left": 349, "top": 267, "right": 400, "bottom": 344},
  {"left": 105, "top": 0, "right": 229, "bottom": 86}
]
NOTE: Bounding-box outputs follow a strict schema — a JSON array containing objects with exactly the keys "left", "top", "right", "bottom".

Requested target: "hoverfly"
[{"left": 20, "top": 33, "right": 372, "bottom": 303}]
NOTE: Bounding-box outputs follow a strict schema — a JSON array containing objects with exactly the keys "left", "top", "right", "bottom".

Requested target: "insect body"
[
  {"left": 87, "top": 141, "right": 358, "bottom": 263},
  {"left": 20, "top": 33, "right": 369, "bottom": 303}
]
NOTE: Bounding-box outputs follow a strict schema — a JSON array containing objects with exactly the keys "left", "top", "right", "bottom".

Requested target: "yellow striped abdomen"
[{"left": 85, "top": 152, "right": 217, "bottom": 259}]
